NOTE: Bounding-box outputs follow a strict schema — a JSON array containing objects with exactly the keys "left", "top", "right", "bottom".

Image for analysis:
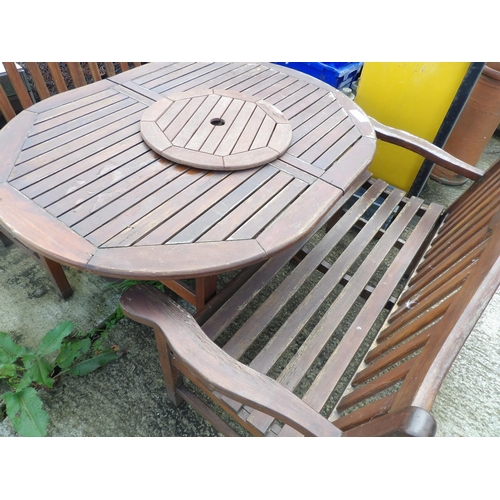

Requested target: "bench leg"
[
  {"left": 153, "top": 327, "right": 184, "bottom": 406},
  {"left": 39, "top": 256, "right": 73, "bottom": 299}
]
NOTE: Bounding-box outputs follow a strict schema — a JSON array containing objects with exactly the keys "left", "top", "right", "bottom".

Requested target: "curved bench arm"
[
  {"left": 370, "top": 117, "right": 484, "bottom": 181},
  {"left": 120, "top": 284, "right": 341, "bottom": 437}
]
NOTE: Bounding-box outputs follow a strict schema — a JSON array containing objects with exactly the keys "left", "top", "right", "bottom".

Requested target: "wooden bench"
[
  {"left": 120, "top": 119, "right": 500, "bottom": 437},
  {"left": 0, "top": 62, "right": 141, "bottom": 298}
]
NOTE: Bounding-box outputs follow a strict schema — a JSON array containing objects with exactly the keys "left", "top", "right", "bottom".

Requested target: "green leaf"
[
  {"left": 15, "top": 372, "right": 33, "bottom": 391},
  {"left": 55, "top": 338, "right": 91, "bottom": 370},
  {"left": 4, "top": 387, "right": 49, "bottom": 437},
  {"left": 0, "top": 331, "right": 27, "bottom": 364},
  {"left": 23, "top": 354, "right": 54, "bottom": 389},
  {"left": 68, "top": 349, "right": 123, "bottom": 376},
  {"left": 0, "top": 363, "right": 17, "bottom": 380},
  {"left": 36, "top": 321, "right": 75, "bottom": 357}
]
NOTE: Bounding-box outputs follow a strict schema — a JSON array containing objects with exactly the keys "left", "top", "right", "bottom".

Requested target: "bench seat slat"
[
  {"left": 200, "top": 172, "right": 374, "bottom": 339},
  {"left": 273, "top": 203, "right": 442, "bottom": 422},
  {"left": 221, "top": 180, "right": 398, "bottom": 360},
  {"left": 247, "top": 196, "right": 438, "bottom": 434}
]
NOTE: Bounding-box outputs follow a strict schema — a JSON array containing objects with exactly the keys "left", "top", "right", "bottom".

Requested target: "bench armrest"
[
  {"left": 370, "top": 117, "right": 484, "bottom": 181},
  {"left": 120, "top": 284, "right": 341, "bottom": 437}
]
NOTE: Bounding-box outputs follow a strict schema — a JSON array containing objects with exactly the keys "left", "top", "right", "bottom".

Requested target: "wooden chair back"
[
  {"left": 0, "top": 62, "right": 142, "bottom": 122},
  {"left": 335, "top": 160, "right": 500, "bottom": 434}
]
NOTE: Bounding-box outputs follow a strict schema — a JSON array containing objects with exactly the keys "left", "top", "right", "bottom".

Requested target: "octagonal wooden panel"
[{"left": 140, "top": 88, "right": 293, "bottom": 170}]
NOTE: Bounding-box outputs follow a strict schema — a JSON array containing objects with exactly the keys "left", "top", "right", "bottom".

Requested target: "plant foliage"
[{"left": 0, "top": 321, "right": 124, "bottom": 436}]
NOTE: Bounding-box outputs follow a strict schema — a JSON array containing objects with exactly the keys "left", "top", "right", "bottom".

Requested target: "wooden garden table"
[{"left": 0, "top": 62, "right": 376, "bottom": 311}]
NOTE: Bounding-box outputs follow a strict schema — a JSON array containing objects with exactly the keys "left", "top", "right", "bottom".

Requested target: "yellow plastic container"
[{"left": 354, "top": 62, "right": 470, "bottom": 191}]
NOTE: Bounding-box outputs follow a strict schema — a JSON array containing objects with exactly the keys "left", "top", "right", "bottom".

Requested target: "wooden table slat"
[
  {"left": 288, "top": 99, "right": 342, "bottom": 146},
  {"left": 137, "top": 169, "right": 258, "bottom": 246},
  {"left": 224, "top": 67, "right": 277, "bottom": 94},
  {"left": 283, "top": 88, "right": 331, "bottom": 121},
  {"left": 16, "top": 101, "right": 145, "bottom": 165},
  {"left": 288, "top": 92, "right": 338, "bottom": 130},
  {"left": 161, "top": 96, "right": 207, "bottom": 138},
  {"left": 198, "top": 98, "right": 246, "bottom": 154},
  {"left": 21, "top": 97, "right": 139, "bottom": 153},
  {"left": 169, "top": 167, "right": 281, "bottom": 244},
  {"left": 198, "top": 171, "right": 296, "bottom": 243},
  {"left": 239, "top": 71, "right": 291, "bottom": 98},
  {"left": 312, "top": 126, "right": 360, "bottom": 169},
  {"left": 272, "top": 83, "right": 321, "bottom": 113},
  {"left": 171, "top": 94, "right": 222, "bottom": 148},
  {"left": 256, "top": 180, "right": 343, "bottom": 255},
  {"left": 149, "top": 63, "right": 243, "bottom": 94},
  {"left": 96, "top": 169, "right": 225, "bottom": 247},
  {"left": 183, "top": 96, "right": 233, "bottom": 151},
  {"left": 29, "top": 79, "right": 116, "bottom": 116},
  {"left": 125, "top": 62, "right": 200, "bottom": 87},
  {"left": 0, "top": 111, "right": 36, "bottom": 182},
  {"left": 287, "top": 107, "right": 348, "bottom": 156},
  {"left": 214, "top": 101, "right": 258, "bottom": 157},
  {"left": 75, "top": 164, "right": 194, "bottom": 242},
  {"left": 264, "top": 80, "right": 310, "bottom": 107},
  {"left": 28, "top": 91, "right": 128, "bottom": 138},
  {"left": 230, "top": 178, "right": 308, "bottom": 241},
  {"left": 10, "top": 116, "right": 143, "bottom": 186},
  {"left": 299, "top": 116, "right": 354, "bottom": 165},
  {"left": 153, "top": 63, "right": 252, "bottom": 97},
  {"left": 33, "top": 141, "right": 152, "bottom": 207},
  {"left": 321, "top": 136, "right": 377, "bottom": 189},
  {"left": 252, "top": 76, "right": 298, "bottom": 101}
]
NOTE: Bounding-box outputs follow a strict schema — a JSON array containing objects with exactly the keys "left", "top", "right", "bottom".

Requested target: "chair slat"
[
  {"left": 47, "top": 62, "right": 68, "bottom": 93},
  {"left": 88, "top": 62, "right": 102, "bottom": 82},
  {"left": 3, "top": 62, "right": 33, "bottom": 109},
  {"left": 333, "top": 392, "right": 396, "bottom": 431},
  {"left": 337, "top": 357, "right": 417, "bottom": 413},
  {"left": 0, "top": 85, "right": 16, "bottom": 121},
  {"left": 355, "top": 328, "right": 433, "bottom": 389},
  {"left": 388, "top": 267, "right": 468, "bottom": 325},
  {"left": 66, "top": 62, "right": 87, "bottom": 88},
  {"left": 104, "top": 62, "right": 116, "bottom": 76},
  {"left": 25, "top": 62, "right": 51, "bottom": 100}
]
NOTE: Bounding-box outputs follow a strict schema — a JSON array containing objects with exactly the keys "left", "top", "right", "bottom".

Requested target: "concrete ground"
[{"left": 1, "top": 135, "right": 499, "bottom": 438}]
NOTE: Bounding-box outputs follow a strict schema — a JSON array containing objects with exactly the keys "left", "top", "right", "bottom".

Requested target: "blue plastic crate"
[{"left": 273, "top": 62, "right": 363, "bottom": 89}]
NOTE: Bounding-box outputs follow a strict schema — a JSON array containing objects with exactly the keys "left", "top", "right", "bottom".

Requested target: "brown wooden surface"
[
  {"left": 0, "top": 62, "right": 377, "bottom": 304},
  {"left": 140, "top": 89, "right": 293, "bottom": 171},
  {"left": 0, "top": 62, "right": 140, "bottom": 298},
  {"left": 119, "top": 134, "right": 500, "bottom": 436}
]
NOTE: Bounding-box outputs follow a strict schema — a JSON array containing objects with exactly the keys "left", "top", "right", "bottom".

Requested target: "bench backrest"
[
  {"left": 0, "top": 62, "right": 142, "bottom": 122},
  {"left": 335, "top": 160, "right": 500, "bottom": 434}
]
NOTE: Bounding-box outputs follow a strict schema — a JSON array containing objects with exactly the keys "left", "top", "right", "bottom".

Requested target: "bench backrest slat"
[{"left": 335, "top": 160, "right": 500, "bottom": 430}]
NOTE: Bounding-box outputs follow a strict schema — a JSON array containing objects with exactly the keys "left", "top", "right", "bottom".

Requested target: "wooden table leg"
[
  {"left": 195, "top": 275, "right": 218, "bottom": 312},
  {"left": 161, "top": 275, "right": 218, "bottom": 312},
  {"left": 0, "top": 230, "right": 14, "bottom": 247},
  {"left": 39, "top": 256, "right": 73, "bottom": 299}
]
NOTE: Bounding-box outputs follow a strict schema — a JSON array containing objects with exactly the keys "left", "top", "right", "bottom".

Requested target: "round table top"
[{"left": 0, "top": 62, "right": 376, "bottom": 280}]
